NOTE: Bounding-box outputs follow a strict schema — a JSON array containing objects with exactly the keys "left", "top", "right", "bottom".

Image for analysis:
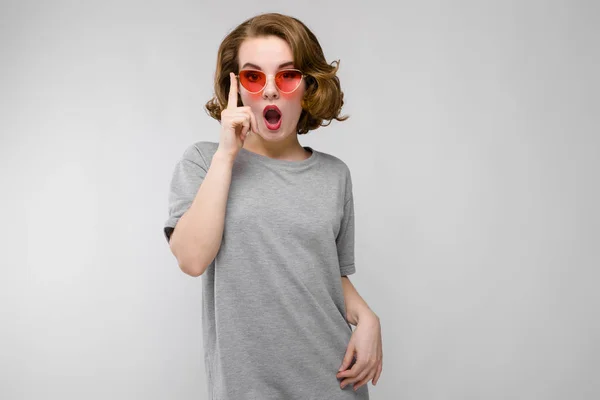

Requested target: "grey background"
[{"left": 1, "top": 1, "right": 598, "bottom": 399}]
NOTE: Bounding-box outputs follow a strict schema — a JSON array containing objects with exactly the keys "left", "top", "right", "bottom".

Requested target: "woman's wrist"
[
  {"left": 358, "top": 309, "right": 379, "bottom": 325},
  {"left": 349, "top": 307, "right": 378, "bottom": 326}
]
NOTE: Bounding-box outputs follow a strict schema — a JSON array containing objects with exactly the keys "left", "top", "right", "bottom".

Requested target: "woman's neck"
[{"left": 243, "top": 134, "right": 310, "bottom": 161}]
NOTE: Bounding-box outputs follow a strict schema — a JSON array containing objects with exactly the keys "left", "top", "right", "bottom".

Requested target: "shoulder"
[
  {"left": 179, "top": 141, "right": 220, "bottom": 168},
  {"left": 313, "top": 148, "right": 355, "bottom": 200},
  {"left": 313, "top": 148, "right": 352, "bottom": 178}
]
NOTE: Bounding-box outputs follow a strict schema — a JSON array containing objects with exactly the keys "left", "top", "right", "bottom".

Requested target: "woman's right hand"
[{"left": 217, "top": 72, "right": 259, "bottom": 159}]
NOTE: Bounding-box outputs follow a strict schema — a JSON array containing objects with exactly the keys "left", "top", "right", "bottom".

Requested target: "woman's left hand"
[{"left": 336, "top": 313, "right": 383, "bottom": 391}]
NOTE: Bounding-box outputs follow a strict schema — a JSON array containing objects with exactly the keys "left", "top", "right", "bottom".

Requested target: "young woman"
[{"left": 164, "top": 12, "right": 383, "bottom": 399}]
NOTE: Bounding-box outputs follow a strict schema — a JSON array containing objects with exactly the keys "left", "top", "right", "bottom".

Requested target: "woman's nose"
[{"left": 262, "top": 76, "right": 279, "bottom": 100}]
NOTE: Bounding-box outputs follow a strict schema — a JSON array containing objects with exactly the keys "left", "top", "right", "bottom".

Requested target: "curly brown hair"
[{"left": 204, "top": 13, "right": 348, "bottom": 135}]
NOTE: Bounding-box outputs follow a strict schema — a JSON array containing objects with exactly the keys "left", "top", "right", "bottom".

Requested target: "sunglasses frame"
[{"left": 235, "top": 68, "right": 307, "bottom": 94}]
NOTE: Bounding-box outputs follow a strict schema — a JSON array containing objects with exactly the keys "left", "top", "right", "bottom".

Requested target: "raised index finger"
[{"left": 227, "top": 72, "right": 238, "bottom": 110}]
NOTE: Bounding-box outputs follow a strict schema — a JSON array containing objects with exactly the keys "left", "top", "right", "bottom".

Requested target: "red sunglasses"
[{"left": 235, "top": 69, "right": 306, "bottom": 94}]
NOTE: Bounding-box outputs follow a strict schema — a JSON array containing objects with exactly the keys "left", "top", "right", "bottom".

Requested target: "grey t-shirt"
[{"left": 164, "top": 141, "right": 369, "bottom": 400}]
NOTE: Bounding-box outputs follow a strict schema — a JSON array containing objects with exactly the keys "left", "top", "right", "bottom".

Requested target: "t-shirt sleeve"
[
  {"left": 163, "top": 143, "right": 210, "bottom": 244},
  {"left": 336, "top": 168, "right": 356, "bottom": 276}
]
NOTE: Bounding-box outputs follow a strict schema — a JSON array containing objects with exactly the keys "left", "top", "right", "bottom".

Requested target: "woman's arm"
[
  {"left": 338, "top": 275, "right": 383, "bottom": 389},
  {"left": 341, "top": 276, "right": 379, "bottom": 325},
  {"left": 169, "top": 150, "right": 235, "bottom": 277}
]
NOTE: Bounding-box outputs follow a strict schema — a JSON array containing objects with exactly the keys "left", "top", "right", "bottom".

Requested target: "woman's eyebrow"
[{"left": 241, "top": 61, "right": 295, "bottom": 70}]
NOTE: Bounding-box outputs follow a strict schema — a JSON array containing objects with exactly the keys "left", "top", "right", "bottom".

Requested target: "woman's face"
[{"left": 237, "top": 36, "right": 305, "bottom": 141}]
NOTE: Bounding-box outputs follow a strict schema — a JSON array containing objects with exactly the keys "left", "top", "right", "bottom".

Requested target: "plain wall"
[{"left": 1, "top": 0, "right": 598, "bottom": 399}]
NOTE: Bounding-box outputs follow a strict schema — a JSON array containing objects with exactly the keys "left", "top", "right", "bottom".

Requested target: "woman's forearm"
[{"left": 341, "top": 276, "right": 378, "bottom": 325}]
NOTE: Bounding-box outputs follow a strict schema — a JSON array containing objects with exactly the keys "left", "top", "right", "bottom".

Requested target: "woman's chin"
[{"left": 258, "top": 128, "right": 292, "bottom": 141}]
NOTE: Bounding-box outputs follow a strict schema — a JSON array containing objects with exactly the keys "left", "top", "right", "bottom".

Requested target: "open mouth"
[{"left": 263, "top": 105, "right": 282, "bottom": 130}]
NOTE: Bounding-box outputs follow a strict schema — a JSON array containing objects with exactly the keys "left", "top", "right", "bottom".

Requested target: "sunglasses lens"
[
  {"left": 239, "top": 70, "right": 266, "bottom": 92},
  {"left": 275, "top": 70, "right": 303, "bottom": 92}
]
